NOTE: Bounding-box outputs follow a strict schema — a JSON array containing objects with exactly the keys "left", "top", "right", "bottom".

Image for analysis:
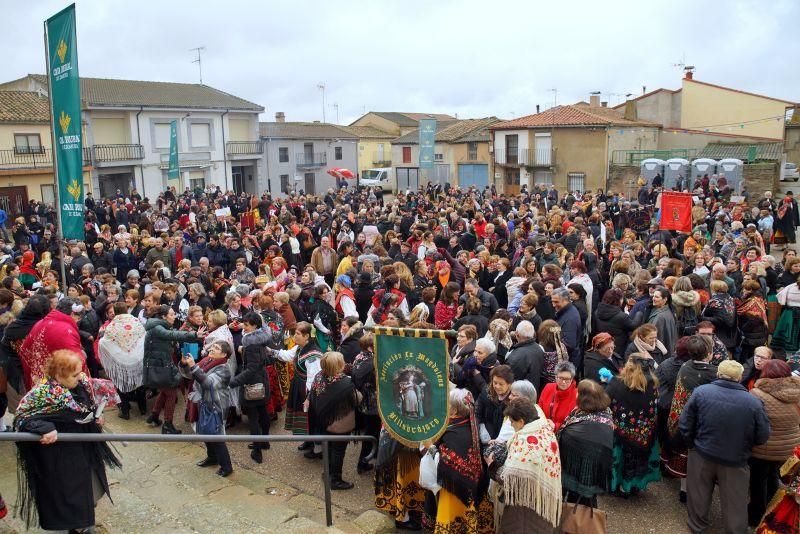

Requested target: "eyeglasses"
[{"left": 556, "top": 376, "right": 572, "bottom": 382}]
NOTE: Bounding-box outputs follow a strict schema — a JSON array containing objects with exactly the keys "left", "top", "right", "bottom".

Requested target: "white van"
[{"left": 359, "top": 168, "right": 395, "bottom": 192}]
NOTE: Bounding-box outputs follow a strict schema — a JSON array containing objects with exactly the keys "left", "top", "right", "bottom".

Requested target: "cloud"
[{"left": 1, "top": 0, "right": 797, "bottom": 126}]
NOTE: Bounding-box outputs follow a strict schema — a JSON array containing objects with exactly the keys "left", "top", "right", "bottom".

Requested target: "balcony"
[
  {"left": 296, "top": 152, "right": 327, "bottom": 169},
  {"left": 159, "top": 151, "right": 212, "bottom": 170},
  {"left": 494, "top": 148, "right": 555, "bottom": 167},
  {"left": 372, "top": 152, "right": 391, "bottom": 166},
  {"left": 0, "top": 147, "right": 91, "bottom": 171},
  {"left": 91, "top": 144, "right": 144, "bottom": 162},
  {"left": 226, "top": 141, "right": 263, "bottom": 156}
]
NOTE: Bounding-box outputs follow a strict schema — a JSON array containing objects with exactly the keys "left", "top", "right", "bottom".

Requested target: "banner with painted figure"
[
  {"left": 418, "top": 119, "right": 437, "bottom": 169},
  {"left": 46, "top": 4, "right": 84, "bottom": 240},
  {"left": 659, "top": 191, "right": 693, "bottom": 233},
  {"left": 374, "top": 327, "right": 450, "bottom": 447}
]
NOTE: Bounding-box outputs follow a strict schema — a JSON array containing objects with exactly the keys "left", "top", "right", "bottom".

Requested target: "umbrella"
[
  {"left": 327, "top": 167, "right": 355, "bottom": 179},
  {"left": 327, "top": 168, "right": 344, "bottom": 179}
]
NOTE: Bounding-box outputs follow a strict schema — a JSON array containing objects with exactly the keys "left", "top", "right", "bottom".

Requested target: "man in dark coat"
[
  {"left": 679, "top": 360, "right": 771, "bottom": 534},
  {"left": 552, "top": 287, "right": 583, "bottom": 369},
  {"left": 504, "top": 320, "right": 545, "bottom": 392}
]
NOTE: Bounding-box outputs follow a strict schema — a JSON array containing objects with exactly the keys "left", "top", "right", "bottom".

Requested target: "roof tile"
[
  {"left": 491, "top": 104, "right": 660, "bottom": 130},
  {"left": 0, "top": 91, "right": 49, "bottom": 123},
  {"left": 697, "top": 142, "right": 782, "bottom": 162},
  {"left": 259, "top": 122, "right": 357, "bottom": 139}
]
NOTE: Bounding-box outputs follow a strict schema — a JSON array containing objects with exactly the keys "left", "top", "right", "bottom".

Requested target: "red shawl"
[{"left": 19, "top": 309, "right": 86, "bottom": 390}]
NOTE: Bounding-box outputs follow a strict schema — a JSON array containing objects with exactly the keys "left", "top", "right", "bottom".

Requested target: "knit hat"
[
  {"left": 717, "top": 360, "right": 744, "bottom": 382},
  {"left": 337, "top": 274, "right": 352, "bottom": 288}
]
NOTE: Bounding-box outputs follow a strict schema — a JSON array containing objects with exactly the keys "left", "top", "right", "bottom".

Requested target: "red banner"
[{"left": 659, "top": 192, "right": 693, "bottom": 233}]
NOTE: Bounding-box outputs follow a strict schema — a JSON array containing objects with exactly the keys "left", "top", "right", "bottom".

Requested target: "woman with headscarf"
[
  {"left": 484, "top": 318, "right": 512, "bottom": 363},
  {"left": 583, "top": 332, "right": 624, "bottom": 385},
  {"left": 606, "top": 353, "right": 661, "bottom": 496},
  {"left": 0, "top": 294, "right": 50, "bottom": 395},
  {"left": 334, "top": 274, "right": 357, "bottom": 320},
  {"left": 98, "top": 302, "right": 147, "bottom": 420},
  {"left": 18, "top": 250, "right": 38, "bottom": 290},
  {"left": 736, "top": 280, "right": 769, "bottom": 364},
  {"left": 13, "top": 350, "right": 121, "bottom": 531},
  {"left": 701, "top": 279, "right": 738, "bottom": 353}
]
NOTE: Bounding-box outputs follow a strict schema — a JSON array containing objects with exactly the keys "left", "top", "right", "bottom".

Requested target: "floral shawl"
[
  {"left": 14, "top": 374, "right": 93, "bottom": 428},
  {"left": 502, "top": 417, "right": 562, "bottom": 527},
  {"left": 98, "top": 314, "right": 146, "bottom": 393},
  {"left": 736, "top": 294, "right": 768, "bottom": 325}
]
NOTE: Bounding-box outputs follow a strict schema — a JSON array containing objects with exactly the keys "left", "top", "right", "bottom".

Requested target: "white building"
[{"left": 0, "top": 74, "right": 263, "bottom": 200}]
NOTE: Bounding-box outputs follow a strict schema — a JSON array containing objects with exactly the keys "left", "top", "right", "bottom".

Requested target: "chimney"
[
  {"left": 536, "top": 104, "right": 540, "bottom": 114},
  {"left": 624, "top": 100, "right": 637, "bottom": 121},
  {"left": 790, "top": 105, "right": 800, "bottom": 125},
  {"left": 589, "top": 94, "right": 601, "bottom": 107},
  {"left": 275, "top": 112, "right": 285, "bottom": 123},
  {"left": 684, "top": 67, "right": 695, "bottom": 80},
  {"left": 601, "top": 101, "right": 608, "bottom": 108}
]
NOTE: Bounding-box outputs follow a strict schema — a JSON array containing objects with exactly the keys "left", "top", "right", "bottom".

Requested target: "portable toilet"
[
  {"left": 717, "top": 158, "right": 744, "bottom": 194},
  {"left": 691, "top": 158, "right": 718, "bottom": 183},
  {"left": 640, "top": 158, "right": 666, "bottom": 186},
  {"left": 664, "top": 158, "right": 690, "bottom": 191}
]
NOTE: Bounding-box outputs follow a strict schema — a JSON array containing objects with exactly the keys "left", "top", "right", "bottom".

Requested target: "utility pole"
[
  {"left": 329, "top": 103, "right": 339, "bottom": 124},
  {"left": 549, "top": 88, "right": 557, "bottom": 109},
  {"left": 317, "top": 83, "right": 326, "bottom": 123},
  {"left": 189, "top": 46, "right": 205, "bottom": 84}
]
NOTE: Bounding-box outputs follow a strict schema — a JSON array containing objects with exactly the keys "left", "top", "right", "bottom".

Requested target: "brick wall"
[
  {"left": 609, "top": 165, "right": 640, "bottom": 199},
  {"left": 743, "top": 163, "right": 778, "bottom": 196}
]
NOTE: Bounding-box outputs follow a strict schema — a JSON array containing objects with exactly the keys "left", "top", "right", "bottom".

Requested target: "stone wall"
[
  {"left": 608, "top": 165, "right": 640, "bottom": 199},
  {"left": 743, "top": 163, "right": 778, "bottom": 196}
]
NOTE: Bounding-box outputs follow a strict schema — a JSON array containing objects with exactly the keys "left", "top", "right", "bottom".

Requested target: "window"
[
  {"left": 14, "top": 134, "right": 43, "bottom": 154},
  {"left": 280, "top": 174, "right": 290, "bottom": 194},
  {"left": 505, "top": 134, "right": 518, "bottom": 164},
  {"left": 278, "top": 147, "right": 289, "bottom": 163},
  {"left": 402, "top": 146, "right": 412, "bottom": 163},
  {"left": 468, "top": 142, "right": 478, "bottom": 160},
  {"left": 154, "top": 123, "right": 171, "bottom": 149},
  {"left": 189, "top": 122, "right": 211, "bottom": 148},
  {"left": 434, "top": 153, "right": 444, "bottom": 161},
  {"left": 567, "top": 172, "right": 585, "bottom": 193},
  {"left": 40, "top": 184, "right": 55, "bottom": 207},
  {"left": 534, "top": 171, "right": 553, "bottom": 186},
  {"left": 334, "top": 146, "right": 342, "bottom": 160},
  {"left": 189, "top": 170, "right": 205, "bottom": 191}
]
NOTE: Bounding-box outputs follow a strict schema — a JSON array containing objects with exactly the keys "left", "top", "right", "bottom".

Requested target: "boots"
[
  {"left": 161, "top": 421, "right": 182, "bottom": 434},
  {"left": 145, "top": 413, "right": 162, "bottom": 427},
  {"left": 250, "top": 448, "right": 263, "bottom": 464},
  {"left": 330, "top": 477, "right": 353, "bottom": 490}
]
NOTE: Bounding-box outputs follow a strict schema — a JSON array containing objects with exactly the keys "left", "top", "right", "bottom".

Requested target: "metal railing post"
[{"left": 321, "top": 441, "right": 332, "bottom": 527}]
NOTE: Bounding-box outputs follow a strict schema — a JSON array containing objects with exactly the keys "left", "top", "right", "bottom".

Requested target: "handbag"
[
  {"left": 142, "top": 359, "right": 180, "bottom": 389},
  {"left": 197, "top": 382, "right": 223, "bottom": 435},
  {"left": 560, "top": 495, "right": 607, "bottom": 534},
  {"left": 244, "top": 382, "right": 266, "bottom": 401}
]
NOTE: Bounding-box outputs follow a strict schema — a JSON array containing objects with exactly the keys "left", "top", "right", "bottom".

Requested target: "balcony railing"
[
  {"left": 494, "top": 148, "right": 554, "bottom": 167},
  {"left": 0, "top": 147, "right": 91, "bottom": 170},
  {"left": 372, "top": 152, "right": 391, "bottom": 166},
  {"left": 611, "top": 149, "right": 697, "bottom": 166},
  {"left": 226, "top": 141, "right": 263, "bottom": 155},
  {"left": 91, "top": 144, "right": 144, "bottom": 162},
  {"left": 296, "top": 152, "right": 327, "bottom": 168}
]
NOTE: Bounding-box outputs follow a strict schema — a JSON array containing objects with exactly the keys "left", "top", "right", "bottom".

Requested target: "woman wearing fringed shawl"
[
  {"left": 97, "top": 302, "right": 147, "bottom": 419},
  {"left": 13, "top": 350, "right": 120, "bottom": 532}
]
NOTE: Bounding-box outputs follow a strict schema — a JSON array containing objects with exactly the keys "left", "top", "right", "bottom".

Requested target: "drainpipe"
[
  {"left": 221, "top": 110, "right": 229, "bottom": 192},
  {"left": 135, "top": 106, "right": 145, "bottom": 198}
]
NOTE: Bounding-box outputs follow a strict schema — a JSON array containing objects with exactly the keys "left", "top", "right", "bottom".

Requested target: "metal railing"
[
  {"left": 0, "top": 147, "right": 91, "bottom": 169},
  {"left": 91, "top": 143, "right": 144, "bottom": 162},
  {"left": 610, "top": 148, "right": 697, "bottom": 166},
  {"left": 226, "top": 141, "right": 263, "bottom": 155},
  {"left": 295, "top": 152, "right": 327, "bottom": 168},
  {"left": 494, "top": 147, "right": 554, "bottom": 166},
  {"left": 0, "top": 431, "right": 376, "bottom": 528}
]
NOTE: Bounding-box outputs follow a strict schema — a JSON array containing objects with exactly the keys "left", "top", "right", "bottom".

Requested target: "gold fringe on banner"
[{"left": 368, "top": 326, "right": 456, "bottom": 339}]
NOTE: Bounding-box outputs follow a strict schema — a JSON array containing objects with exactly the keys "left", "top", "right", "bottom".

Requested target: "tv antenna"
[
  {"left": 317, "top": 83, "right": 326, "bottom": 123},
  {"left": 672, "top": 53, "right": 688, "bottom": 70},
  {"left": 329, "top": 103, "right": 339, "bottom": 124},
  {"left": 190, "top": 46, "right": 205, "bottom": 84}
]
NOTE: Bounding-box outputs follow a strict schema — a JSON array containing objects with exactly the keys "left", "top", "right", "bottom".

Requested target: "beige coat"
[{"left": 750, "top": 376, "right": 800, "bottom": 462}]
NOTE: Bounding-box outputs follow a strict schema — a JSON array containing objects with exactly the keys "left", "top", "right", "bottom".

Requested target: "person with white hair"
[
  {"left": 504, "top": 321, "right": 546, "bottom": 393},
  {"left": 454, "top": 337, "right": 498, "bottom": 399}
]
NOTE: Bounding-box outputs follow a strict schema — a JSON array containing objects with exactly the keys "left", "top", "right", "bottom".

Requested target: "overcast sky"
[{"left": 2, "top": 0, "right": 797, "bottom": 124}]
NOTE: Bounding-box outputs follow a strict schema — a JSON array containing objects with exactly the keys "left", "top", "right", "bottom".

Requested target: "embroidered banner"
[
  {"left": 374, "top": 327, "right": 449, "bottom": 447},
  {"left": 659, "top": 191, "right": 693, "bottom": 233}
]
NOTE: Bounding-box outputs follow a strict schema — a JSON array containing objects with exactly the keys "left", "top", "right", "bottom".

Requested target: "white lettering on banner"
[
  {"left": 62, "top": 203, "right": 83, "bottom": 212},
  {"left": 52, "top": 62, "right": 72, "bottom": 80}
]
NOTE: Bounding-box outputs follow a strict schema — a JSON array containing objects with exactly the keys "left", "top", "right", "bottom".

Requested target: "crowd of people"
[{"left": 0, "top": 178, "right": 799, "bottom": 533}]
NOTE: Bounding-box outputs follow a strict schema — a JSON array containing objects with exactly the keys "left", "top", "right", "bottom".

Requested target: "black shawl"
[
  {"left": 558, "top": 408, "right": 614, "bottom": 498},
  {"left": 308, "top": 373, "right": 358, "bottom": 432},
  {"left": 437, "top": 415, "right": 483, "bottom": 506}
]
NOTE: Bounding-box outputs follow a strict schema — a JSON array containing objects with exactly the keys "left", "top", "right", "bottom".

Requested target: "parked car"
[{"left": 782, "top": 162, "right": 799, "bottom": 182}]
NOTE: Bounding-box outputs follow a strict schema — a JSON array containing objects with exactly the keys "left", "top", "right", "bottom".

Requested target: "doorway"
[
  {"left": 0, "top": 186, "right": 28, "bottom": 220},
  {"left": 304, "top": 172, "right": 315, "bottom": 195},
  {"left": 232, "top": 167, "right": 245, "bottom": 195},
  {"left": 99, "top": 172, "right": 134, "bottom": 199},
  {"left": 505, "top": 169, "right": 520, "bottom": 195},
  {"left": 303, "top": 143, "right": 314, "bottom": 165}
]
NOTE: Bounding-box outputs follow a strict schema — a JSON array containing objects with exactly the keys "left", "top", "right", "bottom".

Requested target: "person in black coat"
[
  {"left": 453, "top": 296, "right": 489, "bottom": 337},
  {"left": 504, "top": 320, "right": 546, "bottom": 393},
  {"left": 229, "top": 313, "right": 271, "bottom": 464},
  {"left": 489, "top": 259, "right": 513, "bottom": 309},
  {"left": 593, "top": 288, "right": 635, "bottom": 355},
  {"left": 475, "top": 365, "right": 514, "bottom": 443},
  {"left": 353, "top": 272, "right": 375, "bottom": 323},
  {"left": 583, "top": 332, "right": 624, "bottom": 385},
  {"left": 337, "top": 318, "right": 364, "bottom": 365}
]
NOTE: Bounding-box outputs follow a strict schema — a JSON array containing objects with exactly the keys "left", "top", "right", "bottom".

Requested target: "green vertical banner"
[
  {"left": 418, "top": 119, "right": 436, "bottom": 169},
  {"left": 374, "top": 327, "right": 449, "bottom": 447},
  {"left": 46, "top": 4, "right": 84, "bottom": 241},
  {"left": 168, "top": 120, "right": 180, "bottom": 180}
]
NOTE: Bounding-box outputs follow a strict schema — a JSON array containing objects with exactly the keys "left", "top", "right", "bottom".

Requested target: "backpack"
[{"left": 677, "top": 307, "right": 698, "bottom": 337}]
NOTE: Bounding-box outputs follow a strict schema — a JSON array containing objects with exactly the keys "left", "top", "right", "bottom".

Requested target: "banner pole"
[{"left": 43, "top": 20, "right": 68, "bottom": 287}]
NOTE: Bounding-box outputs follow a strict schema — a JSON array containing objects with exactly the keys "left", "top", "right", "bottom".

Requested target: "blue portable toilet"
[
  {"left": 640, "top": 158, "right": 666, "bottom": 185},
  {"left": 664, "top": 158, "right": 690, "bottom": 191}
]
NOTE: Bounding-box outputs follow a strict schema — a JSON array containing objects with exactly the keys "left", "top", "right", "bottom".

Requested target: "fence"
[
  {"left": 0, "top": 432, "right": 376, "bottom": 527},
  {"left": 611, "top": 148, "right": 697, "bottom": 166}
]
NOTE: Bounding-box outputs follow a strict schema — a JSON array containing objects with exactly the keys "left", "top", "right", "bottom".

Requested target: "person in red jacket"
[
  {"left": 538, "top": 361, "right": 578, "bottom": 432},
  {"left": 18, "top": 297, "right": 87, "bottom": 390}
]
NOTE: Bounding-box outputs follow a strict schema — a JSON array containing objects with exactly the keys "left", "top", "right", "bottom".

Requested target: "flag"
[
  {"left": 46, "top": 4, "right": 84, "bottom": 240},
  {"left": 659, "top": 191, "right": 693, "bottom": 233},
  {"left": 168, "top": 120, "right": 179, "bottom": 180},
  {"left": 374, "top": 326, "right": 449, "bottom": 447},
  {"left": 418, "top": 119, "right": 437, "bottom": 169}
]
